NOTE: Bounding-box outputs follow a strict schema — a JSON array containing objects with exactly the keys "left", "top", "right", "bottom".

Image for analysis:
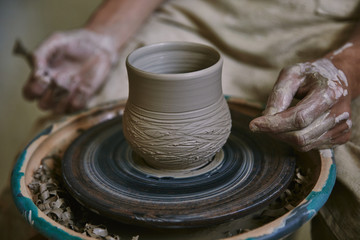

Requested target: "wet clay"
[
  {"left": 250, "top": 57, "right": 351, "bottom": 151},
  {"left": 35, "top": 29, "right": 118, "bottom": 88},
  {"left": 298, "top": 58, "right": 348, "bottom": 99},
  {"left": 123, "top": 42, "right": 231, "bottom": 170},
  {"left": 331, "top": 42, "right": 354, "bottom": 58}
]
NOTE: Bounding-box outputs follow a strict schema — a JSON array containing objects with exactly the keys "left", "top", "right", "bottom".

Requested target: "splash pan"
[{"left": 11, "top": 97, "right": 336, "bottom": 239}]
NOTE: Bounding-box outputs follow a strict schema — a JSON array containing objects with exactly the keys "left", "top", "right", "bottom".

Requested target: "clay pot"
[{"left": 123, "top": 42, "right": 231, "bottom": 170}]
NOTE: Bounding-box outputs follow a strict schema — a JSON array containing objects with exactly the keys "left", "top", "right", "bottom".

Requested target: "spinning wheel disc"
[{"left": 62, "top": 107, "right": 295, "bottom": 228}]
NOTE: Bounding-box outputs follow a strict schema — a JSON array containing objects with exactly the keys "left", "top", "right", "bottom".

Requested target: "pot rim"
[{"left": 126, "top": 41, "right": 223, "bottom": 80}]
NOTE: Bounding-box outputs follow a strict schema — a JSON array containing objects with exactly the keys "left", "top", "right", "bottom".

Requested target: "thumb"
[
  {"left": 263, "top": 64, "right": 306, "bottom": 116},
  {"left": 33, "top": 32, "right": 68, "bottom": 70}
]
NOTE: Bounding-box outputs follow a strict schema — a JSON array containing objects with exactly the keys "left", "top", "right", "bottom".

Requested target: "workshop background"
[{"left": 0, "top": 0, "right": 99, "bottom": 192}]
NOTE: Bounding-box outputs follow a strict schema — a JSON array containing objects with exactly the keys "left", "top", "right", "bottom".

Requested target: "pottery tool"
[
  {"left": 13, "top": 39, "right": 70, "bottom": 103},
  {"left": 13, "top": 39, "right": 34, "bottom": 67},
  {"left": 62, "top": 104, "right": 295, "bottom": 228}
]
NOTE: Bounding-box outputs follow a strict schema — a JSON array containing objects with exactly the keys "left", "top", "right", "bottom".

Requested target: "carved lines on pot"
[{"left": 123, "top": 97, "right": 231, "bottom": 170}]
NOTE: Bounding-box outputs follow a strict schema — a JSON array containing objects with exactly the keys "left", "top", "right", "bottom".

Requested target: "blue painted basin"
[{"left": 11, "top": 98, "right": 336, "bottom": 240}]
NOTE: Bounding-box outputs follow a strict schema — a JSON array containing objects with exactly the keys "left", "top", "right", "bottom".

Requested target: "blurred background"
[{"left": 0, "top": 0, "right": 100, "bottom": 193}]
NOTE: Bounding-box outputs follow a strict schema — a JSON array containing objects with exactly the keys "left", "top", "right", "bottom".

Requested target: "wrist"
[
  {"left": 325, "top": 42, "right": 360, "bottom": 99},
  {"left": 84, "top": 0, "right": 165, "bottom": 55}
]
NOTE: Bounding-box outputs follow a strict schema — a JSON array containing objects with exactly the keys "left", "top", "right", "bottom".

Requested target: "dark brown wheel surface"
[{"left": 62, "top": 106, "right": 295, "bottom": 228}]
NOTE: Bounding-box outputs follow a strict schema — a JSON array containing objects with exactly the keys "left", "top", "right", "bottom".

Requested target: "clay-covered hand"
[
  {"left": 23, "top": 29, "right": 118, "bottom": 113},
  {"left": 249, "top": 58, "right": 352, "bottom": 151}
]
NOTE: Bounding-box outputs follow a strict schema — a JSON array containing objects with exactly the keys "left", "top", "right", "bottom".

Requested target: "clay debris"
[{"left": 28, "top": 155, "right": 135, "bottom": 240}]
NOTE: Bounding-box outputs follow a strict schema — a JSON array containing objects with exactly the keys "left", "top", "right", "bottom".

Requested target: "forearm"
[{"left": 85, "top": 0, "right": 165, "bottom": 51}]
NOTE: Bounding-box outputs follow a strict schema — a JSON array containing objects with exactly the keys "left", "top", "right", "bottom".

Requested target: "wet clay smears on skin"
[
  {"left": 261, "top": 58, "right": 348, "bottom": 118},
  {"left": 42, "top": 30, "right": 118, "bottom": 87},
  {"left": 249, "top": 56, "right": 351, "bottom": 151},
  {"left": 335, "top": 112, "right": 350, "bottom": 124},
  {"left": 331, "top": 42, "right": 354, "bottom": 59},
  {"left": 320, "top": 149, "right": 332, "bottom": 158},
  {"left": 346, "top": 119, "right": 353, "bottom": 129},
  {"left": 299, "top": 59, "right": 348, "bottom": 100},
  {"left": 70, "top": 29, "right": 119, "bottom": 64},
  {"left": 298, "top": 60, "right": 351, "bottom": 135}
]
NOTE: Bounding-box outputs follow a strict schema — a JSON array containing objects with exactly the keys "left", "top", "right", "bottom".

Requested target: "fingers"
[
  {"left": 23, "top": 33, "right": 68, "bottom": 102},
  {"left": 51, "top": 52, "right": 111, "bottom": 113},
  {"left": 38, "top": 82, "right": 70, "bottom": 110},
  {"left": 250, "top": 96, "right": 352, "bottom": 151},
  {"left": 67, "top": 53, "right": 112, "bottom": 112},
  {"left": 263, "top": 64, "right": 306, "bottom": 115},
  {"left": 23, "top": 73, "right": 49, "bottom": 100},
  {"left": 34, "top": 32, "right": 68, "bottom": 69},
  {"left": 22, "top": 30, "right": 113, "bottom": 114},
  {"left": 324, "top": 119, "right": 351, "bottom": 142},
  {"left": 328, "top": 130, "right": 351, "bottom": 146},
  {"left": 35, "top": 70, "right": 79, "bottom": 112},
  {"left": 301, "top": 123, "right": 351, "bottom": 151},
  {"left": 249, "top": 79, "right": 345, "bottom": 133},
  {"left": 269, "top": 111, "right": 334, "bottom": 151},
  {"left": 252, "top": 58, "right": 349, "bottom": 134},
  {"left": 249, "top": 58, "right": 352, "bottom": 150},
  {"left": 266, "top": 111, "right": 352, "bottom": 151}
]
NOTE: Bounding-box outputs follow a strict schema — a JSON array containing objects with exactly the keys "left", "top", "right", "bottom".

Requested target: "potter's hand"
[
  {"left": 22, "top": 0, "right": 165, "bottom": 113},
  {"left": 23, "top": 29, "right": 117, "bottom": 113},
  {"left": 249, "top": 58, "right": 353, "bottom": 151}
]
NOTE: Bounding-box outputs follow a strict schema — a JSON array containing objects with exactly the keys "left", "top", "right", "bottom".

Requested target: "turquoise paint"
[
  {"left": 11, "top": 126, "right": 84, "bottom": 240},
  {"left": 242, "top": 158, "right": 336, "bottom": 240},
  {"left": 305, "top": 162, "right": 336, "bottom": 220},
  {"left": 11, "top": 126, "right": 53, "bottom": 200}
]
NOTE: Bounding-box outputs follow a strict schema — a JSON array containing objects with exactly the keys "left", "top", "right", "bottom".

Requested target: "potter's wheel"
[
  {"left": 62, "top": 104, "right": 295, "bottom": 228},
  {"left": 12, "top": 98, "right": 336, "bottom": 240}
]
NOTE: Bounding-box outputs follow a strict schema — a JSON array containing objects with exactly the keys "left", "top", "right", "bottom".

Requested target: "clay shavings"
[
  {"left": 28, "top": 155, "right": 139, "bottom": 240},
  {"left": 255, "top": 167, "right": 313, "bottom": 223}
]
